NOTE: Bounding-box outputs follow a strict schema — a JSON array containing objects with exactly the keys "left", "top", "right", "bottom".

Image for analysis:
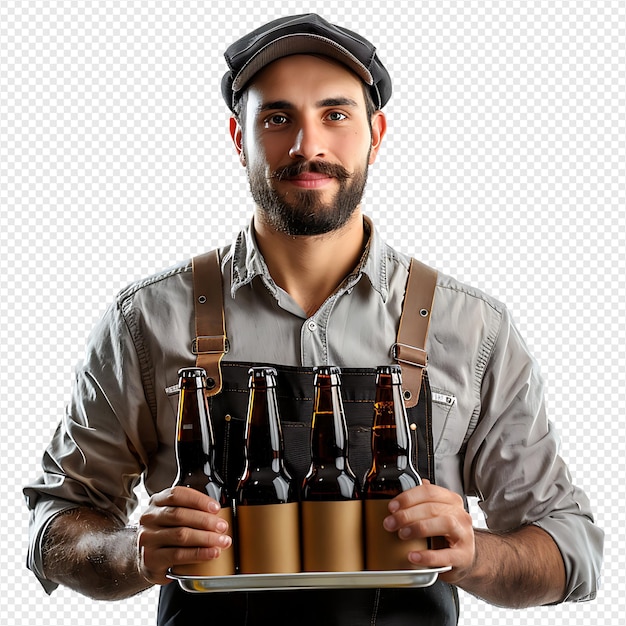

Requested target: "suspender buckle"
[
  {"left": 392, "top": 342, "right": 428, "bottom": 368},
  {"left": 192, "top": 335, "right": 227, "bottom": 355}
]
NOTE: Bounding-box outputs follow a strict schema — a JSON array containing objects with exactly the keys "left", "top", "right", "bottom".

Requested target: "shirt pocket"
[{"left": 431, "top": 387, "right": 459, "bottom": 455}]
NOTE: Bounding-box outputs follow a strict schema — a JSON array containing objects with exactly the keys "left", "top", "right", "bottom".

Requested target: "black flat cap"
[{"left": 221, "top": 14, "right": 392, "bottom": 112}]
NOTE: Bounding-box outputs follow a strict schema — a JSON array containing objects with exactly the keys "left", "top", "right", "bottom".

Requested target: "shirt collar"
[{"left": 228, "top": 215, "right": 390, "bottom": 302}]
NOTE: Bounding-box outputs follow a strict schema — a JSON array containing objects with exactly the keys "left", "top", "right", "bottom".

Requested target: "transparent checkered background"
[{"left": 1, "top": 1, "right": 624, "bottom": 624}]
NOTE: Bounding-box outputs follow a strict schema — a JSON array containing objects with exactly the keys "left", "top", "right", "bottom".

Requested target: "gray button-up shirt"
[{"left": 24, "top": 217, "right": 603, "bottom": 601}]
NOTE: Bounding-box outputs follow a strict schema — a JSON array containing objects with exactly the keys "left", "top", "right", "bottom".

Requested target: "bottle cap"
[
  {"left": 177, "top": 367, "right": 207, "bottom": 388},
  {"left": 375, "top": 364, "right": 402, "bottom": 384},
  {"left": 247, "top": 366, "right": 278, "bottom": 387},
  {"left": 313, "top": 365, "right": 341, "bottom": 386}
]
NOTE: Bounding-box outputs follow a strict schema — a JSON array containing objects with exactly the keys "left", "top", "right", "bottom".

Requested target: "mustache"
[{"left": 271, "top": 160, "right": 351, "bottom": 182}]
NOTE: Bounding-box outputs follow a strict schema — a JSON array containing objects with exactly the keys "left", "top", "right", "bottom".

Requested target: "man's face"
[{"left": 231, "top": 54, "right": 386, "bottom": 236}]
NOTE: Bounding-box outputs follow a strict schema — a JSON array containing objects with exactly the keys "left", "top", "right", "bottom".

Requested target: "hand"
[
  {"left": 137, "top": 486, "right": 233, "bottom": 585},
  {"left": 382, "top": 479, "right": 475, "bottom": 584}
]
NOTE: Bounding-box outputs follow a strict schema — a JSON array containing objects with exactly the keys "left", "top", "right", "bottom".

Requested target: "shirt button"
[{"left": 307, "top": 320, "right": 318, "bottom": 332}]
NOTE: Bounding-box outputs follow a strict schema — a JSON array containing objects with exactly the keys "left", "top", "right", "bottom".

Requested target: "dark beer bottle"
[
  {"left": 301, "top": 365, "right": 363, "bottom": 572},
  {"left": 171, "top": 367, "right": 235, "bottom": 576},
  {"left": 363, "top": 364, "right": 428, "bottom": 570},
  {"left": 236, "top": 366, "right": 300, "bottom": 574}
]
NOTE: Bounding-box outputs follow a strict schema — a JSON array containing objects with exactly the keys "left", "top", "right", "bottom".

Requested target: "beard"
[{"left": 247, "top": 157, "right": 369, "bottom": 236}]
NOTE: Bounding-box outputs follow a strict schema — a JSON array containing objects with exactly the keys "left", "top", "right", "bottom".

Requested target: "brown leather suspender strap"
[
  {"left": 395, "top": 259, "right": 438, "bottom": 408},
  {"left": 191, "top": 250, "right": 226, "bottom": 396}
]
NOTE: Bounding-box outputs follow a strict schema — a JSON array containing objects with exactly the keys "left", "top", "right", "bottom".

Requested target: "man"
[{"left": 24, "top": 14, "right": 603, "bottom": 625}]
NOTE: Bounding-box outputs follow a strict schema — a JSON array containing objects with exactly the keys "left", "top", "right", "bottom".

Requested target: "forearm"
[
  {"left": 42, "top": 507, "right": 152, "bottom": 600},
  {"left": 458, "top": 524, "right": 566, "bottom": 608}
]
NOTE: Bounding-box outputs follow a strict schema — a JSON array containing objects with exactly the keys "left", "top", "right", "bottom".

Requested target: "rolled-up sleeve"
[
  {"left": 23, "top": 299, "right": 157, "bottom": 592},
  {"left": 463, "top": 306, "right": 604, "bottom": 602}
]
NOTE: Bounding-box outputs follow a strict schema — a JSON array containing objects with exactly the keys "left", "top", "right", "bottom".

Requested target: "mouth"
[
  {"left": 272, "top": 161, "right": 350, "bottom": 190},
  {"left": 284, "top": 171, "right": 335, "bottom": 189}
]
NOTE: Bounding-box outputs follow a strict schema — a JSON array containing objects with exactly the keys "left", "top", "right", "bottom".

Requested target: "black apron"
[{"left": 157, "top": 363, "right": 459, "bottom": 626}]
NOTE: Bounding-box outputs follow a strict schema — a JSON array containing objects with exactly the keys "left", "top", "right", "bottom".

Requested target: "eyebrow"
[{"left": 257, "top": 97, "right": 360, "bottom": 113}]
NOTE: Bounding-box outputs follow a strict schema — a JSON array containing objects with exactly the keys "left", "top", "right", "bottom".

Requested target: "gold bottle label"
[
  {"left": 171, "top": 507, "right": 235, "bottom": 577},
  {"left": 364, "top": 499, "right": 428, "bottom": 570},
  {"left": 237, "top": 502, "right": 301, "bottom": 574},
  {"left": 301, "top": 500, "right": 364, "bottom": 572}
]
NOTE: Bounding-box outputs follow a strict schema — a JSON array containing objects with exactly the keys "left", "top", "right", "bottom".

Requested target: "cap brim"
[{"left": 232, "top": 33, "right": 374, "bottom": 93}]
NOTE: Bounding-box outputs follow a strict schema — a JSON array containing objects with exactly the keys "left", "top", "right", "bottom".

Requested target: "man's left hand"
[{"left": 383, "top": 479, "right": 475, "bottom": 584}]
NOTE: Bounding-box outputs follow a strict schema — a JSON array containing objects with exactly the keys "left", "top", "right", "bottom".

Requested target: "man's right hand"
[{"left": 137, "top": 486, "right": 233, "bottom": 585}]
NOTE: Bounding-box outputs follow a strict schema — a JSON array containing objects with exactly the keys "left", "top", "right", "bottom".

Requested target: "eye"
[
  {"left": 264, "top": 114, "right": 289, "bottom": 128},
  {"left": 327, "top": 111, "right": 347, "bottom": 122}
]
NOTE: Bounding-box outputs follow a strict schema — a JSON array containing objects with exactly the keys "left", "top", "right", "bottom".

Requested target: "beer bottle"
[
  {"left": 363, "top": 364, "right": 428, "bottom": 570},
  {"left": 236, "top": 366, "right": 300, "bottom": 574},
  {"left": 301, "top": 366, "right": 363, "bottom": 572},
  {"left": 171, "top": 367, "right": 235, "bottom": 576}
]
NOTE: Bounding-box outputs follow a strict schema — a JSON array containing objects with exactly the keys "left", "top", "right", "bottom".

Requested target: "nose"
[{"left": 288, "top": 123, "right": 327, "bottom": 161}]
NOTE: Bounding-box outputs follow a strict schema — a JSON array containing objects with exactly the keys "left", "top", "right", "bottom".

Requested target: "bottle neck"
[
  {"left": 239, "top": 371, "right": 294, "bottom": 504},
  {"left": 177, "top": 387, "right": 212, "bottom": 442},
  {"left": 175, "top": 383, "right": 218, "bottom": 480},
  {"left": 311, "top": 381, "right": 349, "bottom": 465},
  {"left": 245, "top": 385, "right": 285, "bottom": 468},
  {"left": 371, "top": 378, "right": 412, "bottom": 465}
]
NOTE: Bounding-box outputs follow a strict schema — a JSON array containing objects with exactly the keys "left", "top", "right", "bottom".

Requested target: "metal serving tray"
[{"left": 167, "top": 567, "right": 451, "bottom": 593}]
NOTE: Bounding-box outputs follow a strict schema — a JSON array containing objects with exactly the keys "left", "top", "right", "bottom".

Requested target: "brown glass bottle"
[
  {"left": 363, "top": 364, "right": 428, "bottom": 570},
  {"left": 301, "top": 365, "right": 363, "bottom": 572},
  {"left": 236, "top": 366, "right": 300, "bottom": 574},
  {"left": 171, "top": 367, "right": 235, "bottom": 576}
]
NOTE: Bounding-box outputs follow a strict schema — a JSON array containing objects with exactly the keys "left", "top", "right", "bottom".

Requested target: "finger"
[
  {"left": 390, "top": 482, "right": 462, "bottom": 512},
  {"left": 393, "top": 514, "right": 447, "bottom": 540},
  {"left": 140, "top": 504, "right": 230, "bottom": 534},
  {"left": 384, "top": 501, "right": 441, "bottom": 531},
  {"left": 150, "top": 486, "right": 221, "bottom": 513},
  {"left": 141, "top": 525, "right": 233, "bottom": 552},
  {"left": 139, "top": 544, "right": 225, "bottom": 585},
  {"left": 407, "top": 545, "right": 456, "bottom": 569}
]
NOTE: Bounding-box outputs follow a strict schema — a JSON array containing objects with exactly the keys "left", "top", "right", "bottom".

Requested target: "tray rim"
[{"left": 167, "top": 566, "right": 452, "bottom": 593}]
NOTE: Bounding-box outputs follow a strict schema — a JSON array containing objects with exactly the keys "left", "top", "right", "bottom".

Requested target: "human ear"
[
  {"left": 229, "top": 117, "right": 247, "bottom": 166},
  {"left": 368, "top": 111, "right": 387, "bottom": 165}
]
